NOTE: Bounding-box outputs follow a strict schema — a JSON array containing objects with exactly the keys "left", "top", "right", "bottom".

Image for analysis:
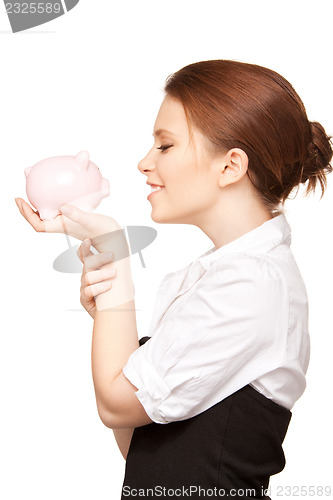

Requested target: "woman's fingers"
[
  {"left": 77, "top": 238, "right": 94, "bottom": 263},
  {"left": 16, "top": 196, "right": 122, "bottom": 243},
  {"left": 59, "top": 204, "right": 83, "bottom": 221},
  {"left": 82, "top": 266, "right": 117, "bottom": 288},
  {"left": 82, "top": 280, "right": 113, "bottom": 301},
  {"left": 77, "top": 239, "right": 115, "bottom": 268},
  {"left": 78, "top": 239, "right": 116, "bottom": 304},
  {"left": 15, "top": 198, "right": 45, "bottom": 232},
  {"left": 82, "top": 250, "right": 115, "bottom": 272},
  {"left": 15, "top": 197, "right": 74, "bottom": 235},
  {"left": 77, "top": 238, "right": 116, "bottom": 287}
]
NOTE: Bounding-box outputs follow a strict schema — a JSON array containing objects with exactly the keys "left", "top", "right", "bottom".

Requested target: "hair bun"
[{"left": 301, "top": 121, "right": 333, "bottom": 195}]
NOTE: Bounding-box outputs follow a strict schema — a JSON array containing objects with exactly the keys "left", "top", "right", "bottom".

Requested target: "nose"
[{"left": 137, "top": 149, "right": 155, "bottom": 176}]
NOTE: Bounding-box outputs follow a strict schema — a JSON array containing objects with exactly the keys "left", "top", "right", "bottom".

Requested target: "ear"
[
  {"left": 74, "top": 150, "right": 90, "bottom": 171},
  {"left": 218, "top": 148, "right": 248, "bottom": 188}
]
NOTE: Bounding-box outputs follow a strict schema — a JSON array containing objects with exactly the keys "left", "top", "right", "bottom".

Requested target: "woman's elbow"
[
  {"left": 96, "top": 403, "right": 125, "bottom": 429},
  {"left": 95, "top": 401, "right": 114, "bottom": 428}
]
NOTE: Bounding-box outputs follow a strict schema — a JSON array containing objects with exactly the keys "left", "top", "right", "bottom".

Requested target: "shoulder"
[
  {"left": 204, "top": 252, "right": 289, "bottom": 291},
  {"left": 196, "top": 252, "right": 291, "bottom": 325}
]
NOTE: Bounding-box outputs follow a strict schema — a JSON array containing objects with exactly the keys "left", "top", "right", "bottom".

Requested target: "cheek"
[
  {"left": 162, "top": 152, "right": 208, "bottom": 196},
  {"left": 172, "top": 181, "right": 207, "bottom": 205}
]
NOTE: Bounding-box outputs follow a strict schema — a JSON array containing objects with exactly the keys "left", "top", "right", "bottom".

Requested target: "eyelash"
[{"left": 156, "top": 145, "right": 173, "bottom": 152}]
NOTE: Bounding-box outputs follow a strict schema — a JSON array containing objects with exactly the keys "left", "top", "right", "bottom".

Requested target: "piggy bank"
[{"left": 24, "top": 150, "right": 110, "bottom": 220}]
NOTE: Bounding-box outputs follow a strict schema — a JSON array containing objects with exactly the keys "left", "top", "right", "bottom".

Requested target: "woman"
[{"left": 16, "top": 60, "right": 333, "bottom": 499}]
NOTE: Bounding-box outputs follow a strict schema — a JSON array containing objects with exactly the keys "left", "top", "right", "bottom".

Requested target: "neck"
[{"left": 195, "top": 188, "right": 273, "bottom": 250}]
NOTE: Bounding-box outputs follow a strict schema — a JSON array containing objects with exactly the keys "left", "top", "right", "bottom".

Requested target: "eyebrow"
[{"left": 152, "top": 129, "right": 177, "bottom": 137}]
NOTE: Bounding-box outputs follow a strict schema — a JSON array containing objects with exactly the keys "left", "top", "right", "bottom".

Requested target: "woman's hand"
[
  {"left": 15, "top": 198, "right": 122, "bottom": 243},
  {"left": 77, "top": 238, "right": 117, "bottom": 319}
]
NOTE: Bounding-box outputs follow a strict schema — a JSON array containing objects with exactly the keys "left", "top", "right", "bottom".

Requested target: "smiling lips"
[
  {"left": 147, "top": 185, "right": 164, "bottom": 200},
  {"left": 151, "top": 185, "right": 164, "bottom": 193}
]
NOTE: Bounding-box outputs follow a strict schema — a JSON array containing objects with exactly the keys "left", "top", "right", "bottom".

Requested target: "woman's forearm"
[
  {"left": 90, "top": 229, "right": 140, "bottom": 421},
  {"left": 92, "top": 297, "right": 139, "bottom": 419},
  {"left": 112, "top": 428, "right": 135, "bottom": 460}
]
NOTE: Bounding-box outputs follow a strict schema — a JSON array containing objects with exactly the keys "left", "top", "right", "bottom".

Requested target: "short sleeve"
[{"left": 122, "top": 254, "right": 289, "bottom": 424}]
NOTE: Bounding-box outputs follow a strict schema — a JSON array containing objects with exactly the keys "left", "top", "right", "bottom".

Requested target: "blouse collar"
[
  {"left": 163, "top": 212, "right": 292, "bottom": 284},
  {"left": 197, "top": 212, "right": 292, "bottom": 271}
]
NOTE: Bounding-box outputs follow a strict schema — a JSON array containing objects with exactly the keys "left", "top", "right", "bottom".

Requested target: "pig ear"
[
  {"left": 74, "top": 151, "right": 90, "bottom": 171},
  {"left": 24, "top": 166, "right": 32, "bottom": 177}
]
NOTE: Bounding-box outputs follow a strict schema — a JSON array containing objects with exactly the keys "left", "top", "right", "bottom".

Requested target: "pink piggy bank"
[{"left": 24, "top": 150, "right": 110, "bottom": 220}]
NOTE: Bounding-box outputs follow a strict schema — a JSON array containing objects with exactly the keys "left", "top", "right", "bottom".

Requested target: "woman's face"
[{"left": 138, "top": 94, "right": 222, "bottom": 225}]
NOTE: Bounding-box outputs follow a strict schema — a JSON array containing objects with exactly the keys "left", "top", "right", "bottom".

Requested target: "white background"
[{"left": 1, "top": 1, "right": 332, "bottom": 498}]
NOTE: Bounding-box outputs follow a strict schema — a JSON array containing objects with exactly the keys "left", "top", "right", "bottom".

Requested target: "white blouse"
[{"left": 123, "top": 213, "right": 310, "bottom": 424}]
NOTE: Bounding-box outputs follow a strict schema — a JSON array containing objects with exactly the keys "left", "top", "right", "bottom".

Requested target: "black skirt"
[{"left": 121, "top": 336, "right": 291, "bottom": 500}]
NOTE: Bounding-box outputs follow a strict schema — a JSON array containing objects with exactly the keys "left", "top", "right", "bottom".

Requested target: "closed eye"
[{"left": 156, "top": 145, "right": 173, "bottom": 152}]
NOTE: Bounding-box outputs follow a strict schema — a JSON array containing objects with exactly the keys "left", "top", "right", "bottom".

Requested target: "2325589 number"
[{"left": 5, "top": 3, "right": 62, "bottom": 14}]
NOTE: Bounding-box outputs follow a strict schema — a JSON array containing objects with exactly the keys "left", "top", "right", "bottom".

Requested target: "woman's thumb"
[{"left": 60, "top": 204, "right": 80, "bottom": 219}]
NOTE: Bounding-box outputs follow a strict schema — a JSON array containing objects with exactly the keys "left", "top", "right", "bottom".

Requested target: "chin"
[
  {"left": 151, "top": 211, "right": 186, "bottom": 225},
  {"left": 150, "top": 208, "right": 173, "bottom": 224},
  {"left": 151, "top": 212, "right": 166, "bottom": 223}
]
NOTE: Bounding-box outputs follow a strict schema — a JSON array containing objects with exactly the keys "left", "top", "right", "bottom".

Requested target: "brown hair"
[{"left": 164, "top": 59, "right": 333, "bottom": 213}]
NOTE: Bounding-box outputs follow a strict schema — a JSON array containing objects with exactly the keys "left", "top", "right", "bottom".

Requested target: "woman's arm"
[
  {"left": 76, "top": 240, "right": 137, "bottom": 460},
  {"left": 112, "top": 428, "right": 134, "bottom": 461},
  {"left": 84, "top": 228, "right": 154, "bottom": 428}
]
